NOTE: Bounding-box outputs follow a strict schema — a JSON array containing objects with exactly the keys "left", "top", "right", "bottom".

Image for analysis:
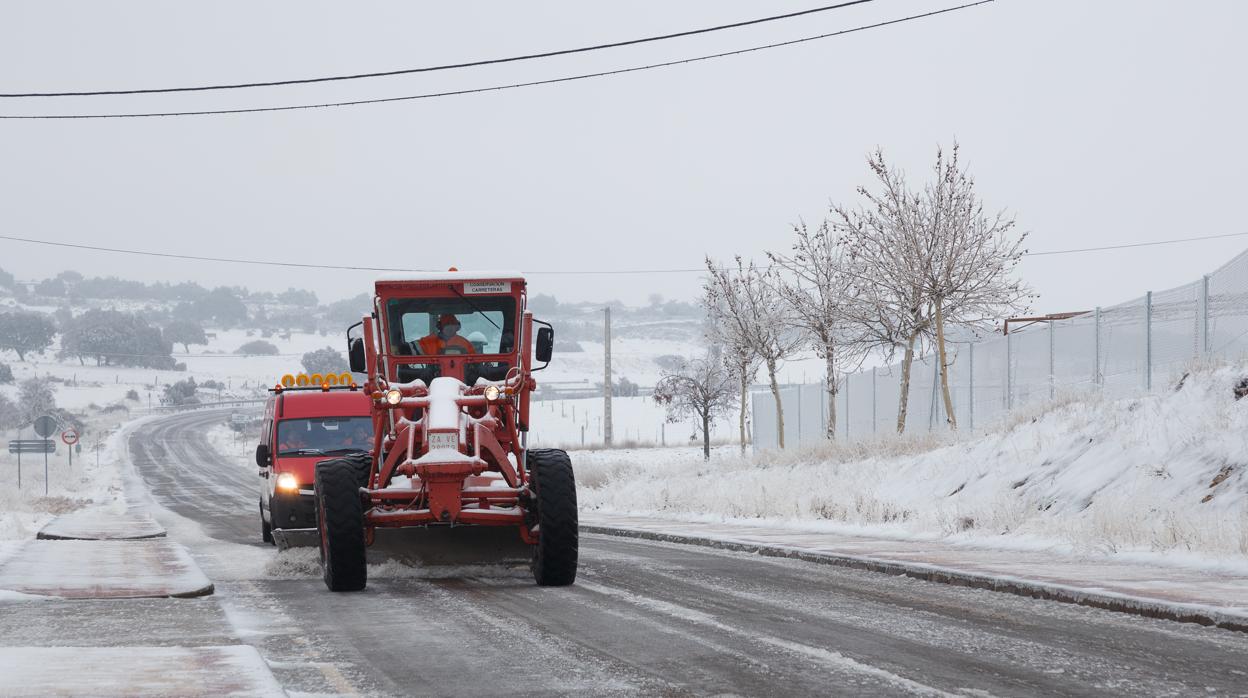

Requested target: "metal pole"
[
  {"left": 603, "top": 307, "right": 613, "bottom": 447},
  {"left": 871, "top": 367, "right": 877, "bottom": 434},
  {"left": 1145, "top": 291, "right": 1153, "bottom": 391},
  {"left": 796, "top": 385, "right": 802, "bottom": 445},
  {"left": 16, "top": 441, "right": 21, "bottom": 489},
  {"left": 1005, "top": 331, "right": 1013, "bottom": 411},
  {"left": 43, "top": 445, "right": 49, "bottom": 496},
  {"left": 1202, "top": 274, "right": 1211, "bottom": 358},
  {"left": 1049, "top": 320, "right": 1056, "bottom": 400},
  {"left": 928, "top": 358, "right": 939, "bottom": 432},
  {"left": 843, "top": 374, "right": 850, "bottom": 440},
  {"left": 968, "top": 342, "right": 975, "bottom": 431},
  {"left": 1094, "top": 307, "right": 1102, "bottom": 388}
]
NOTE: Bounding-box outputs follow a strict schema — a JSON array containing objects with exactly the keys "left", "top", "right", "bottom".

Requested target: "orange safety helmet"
[{"left": 437, "top": 313, "right": 460, "bottom": 328}]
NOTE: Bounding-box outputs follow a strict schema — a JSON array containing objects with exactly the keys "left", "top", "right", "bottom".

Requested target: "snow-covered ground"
[
  {"left": 0, "top": 412, "right": 136, "bottom": 541},
  {"left": 576, "top": 362, "right": 1248, "bottom": 564}
]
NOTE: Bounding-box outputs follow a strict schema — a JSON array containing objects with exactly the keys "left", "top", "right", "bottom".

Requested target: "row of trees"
[
  {"left": 0, "top": 268, "right": 320, "bottom": 308},
  {"left": 659, "top": 143, "right": 1031, "bottom": 457},
  {"left": 0, "top": 308, "right": 208, "bottom": 368}
]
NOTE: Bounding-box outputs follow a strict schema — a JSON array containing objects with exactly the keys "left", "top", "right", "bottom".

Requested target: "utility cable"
[
  {"left": 0, "top": 1, "right": 876, "bottom": 97},
  {"left": 2, "top": 228, "right": 1247, "bottom": 277},
  {"left": 0, "top": 2, "right": 992, "bottom": 119}
]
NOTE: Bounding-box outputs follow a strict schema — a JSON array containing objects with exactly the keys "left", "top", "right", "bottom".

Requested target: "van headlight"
[
  {"left": 385, "top": 389, "right": 403, "bottom": 405},
  {"left": 276, "top": 473, "right": 298, "bottom": 492},
  {"left": 484, "top": 385, "right": 501, "bottom": 402}
]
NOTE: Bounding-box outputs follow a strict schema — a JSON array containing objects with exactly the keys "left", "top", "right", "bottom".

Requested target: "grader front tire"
[
  {"left": 528, "top": 449, "right": 579, "bottom": 586},
  {"left": 315, "top": 459, "right": 368, "bottom": 592}
]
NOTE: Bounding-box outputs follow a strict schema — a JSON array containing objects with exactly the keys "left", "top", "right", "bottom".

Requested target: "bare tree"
[
  {"left": 704, "top": 257, "right": 803, "bottom": 448},
  {"left": 767, "top": 220, "right": 867, "bottom": 440},
  {"left": 703, "top": 295, "right": 761, "bottom": 454},
  {"left": 653, "top": 349, "right": 735, "bottom": 460},
  {"left": 835, "top": 150, "right": 933, "bottom": 433},
  {"left": 919, "top": 144, "right": 1031, "bottom": 428}
]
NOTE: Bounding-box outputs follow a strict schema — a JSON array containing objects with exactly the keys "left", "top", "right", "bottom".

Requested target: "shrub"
[{"left": 235, "top": 340, "right": 280, "bottom": 356}]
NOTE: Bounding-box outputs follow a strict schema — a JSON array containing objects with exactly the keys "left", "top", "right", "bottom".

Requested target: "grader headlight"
[
  {"left": 483, "top": 385, "right": 501, "bottom": 402},
  {"left": 385, "top": 389, "right": 403, "bottom": 406}
]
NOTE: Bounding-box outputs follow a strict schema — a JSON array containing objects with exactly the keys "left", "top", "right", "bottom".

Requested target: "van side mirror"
[
  {"left": 348, "top": 338, "right": 366, "bottom": 373},
  {"left": 255, "top": 443, "right": 271, "bottom": 468},
  {"left": 535, "top": 327, "right": 554, "bottom": 363}
]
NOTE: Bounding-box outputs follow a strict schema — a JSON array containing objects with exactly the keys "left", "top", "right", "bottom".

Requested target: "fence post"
[
  {"left": 929, "top": 358, "right": 939, "bottom": 432},
  {"left": 1005, "top": 330, "right": 1013, "bottom": 411},
  {"left": 1094, "top": 307, "right": 1102, "bottom": 389},
  {"left": 1049, "top": 320, "right": 1056, "bottom": 400},
  {"left": 819, "top": 381, "right": 826, "bottom": 440},
  {"left": 871, "top": 367, "right": 877, "bottom": 434},
  {"left": 968, "top": 342, "right": 975, "bottom": 431},
  {"left": 1145, "top": 291, "right": 1153, "bottom": 392},
  {"left": 1202, "top": 274, "right": 1211, "bottom": 358},
  {"left": 796, "top": 385, "right": 802, "bottom": 446},
  {"left": 843, "top": 374, "right": 850, "bottom": 440}
]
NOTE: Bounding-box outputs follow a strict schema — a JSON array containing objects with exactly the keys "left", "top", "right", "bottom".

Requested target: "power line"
[
  {"left": 1, "top": 1, "right": 876, "bottom": 98},
  {"left": 0, "top": 2, "right": 992, "bottom": 120},
  {"left": 1021, "top": 231, "right": 1248, "bottom": 257},
  {"left": 4, "top": 229, "right": 1247, "bottom": 277}
]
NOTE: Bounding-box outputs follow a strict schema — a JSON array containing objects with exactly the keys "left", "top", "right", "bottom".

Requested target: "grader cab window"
[{"left": 387, "top": 297, "right": 517, "bottom": 357}]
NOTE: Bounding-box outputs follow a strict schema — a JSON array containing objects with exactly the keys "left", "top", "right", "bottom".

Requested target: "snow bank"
[{"left": 578, "top": 363, "right": 1248, "bottom": 561}]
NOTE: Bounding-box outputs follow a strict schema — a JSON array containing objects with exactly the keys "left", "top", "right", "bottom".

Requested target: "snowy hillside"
[{"left": 577, "top": 362, "right": 1248, "bottom": 564}]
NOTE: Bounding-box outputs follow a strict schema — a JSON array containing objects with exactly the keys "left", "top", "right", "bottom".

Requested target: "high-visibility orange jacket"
[{"left": 417, "top": 334, "right": 476, "bottom": 355}]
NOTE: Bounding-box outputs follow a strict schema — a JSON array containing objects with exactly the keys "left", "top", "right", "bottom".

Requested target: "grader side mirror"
[
  {"left": 535, "top": 327, "right": 554, "bottom": 363},
  {"left": 255, "top": 443, "right": 271, "bottom": 468},
  {"left": 348, "top": 338, "right": 366, "bottom": 373}
]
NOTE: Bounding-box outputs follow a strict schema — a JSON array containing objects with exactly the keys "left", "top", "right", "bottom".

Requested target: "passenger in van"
[{"left": 417, "top": 314, "right": 477, "bottom": 355}]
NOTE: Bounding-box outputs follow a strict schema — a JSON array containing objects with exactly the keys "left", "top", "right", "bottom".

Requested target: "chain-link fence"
[{"left": 752, "top": 247, "right": 1248, "bottom": 450}]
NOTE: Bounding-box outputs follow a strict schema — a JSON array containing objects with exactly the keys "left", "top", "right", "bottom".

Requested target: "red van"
[{"left": 255, "top": 387, "right": 373, "bottom": 546}]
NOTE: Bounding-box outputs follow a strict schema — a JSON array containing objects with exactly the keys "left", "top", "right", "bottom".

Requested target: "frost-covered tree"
[
  {"left": 61, "top": 310, "right": 175, "bottom": 368},
  {"left": 0, "top": 393, "right": 20, "bottom": 430},
  {"left": 768, "top": 220, "right": 867, "bottom": 440},
  {"left": 17, "top": 376, "right": 56, "bottom": 424},
  {"left": 918, "top": 144, "right": 1031, "bottom": 428},
  {"left": 301, "top": 346, "right": 347, "bottom": 375},
  {"left": 163, "top": 319, "right": 208, "bottom": 354},
  {"left": 835, "top": 149, "right": 934, "bottom": 433},
  {"left": 0, "top": 310, "right": 57, "bottom": 361},
  {"left": 653, "top": 349, "right": 735, "bottom": 460},
  {"left": 838, "top": 145, "right": 1029, "bottom": 431},
  {"left": 702, "top": 282, "right": 759, "bottom": 454},
  {"left": 704, "top": 257, "right": 802, "bottom": 449}
]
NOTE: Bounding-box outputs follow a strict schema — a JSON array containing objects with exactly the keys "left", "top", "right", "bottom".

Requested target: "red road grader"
[{"left": 313, "top": 271, "right": 577, "bottom": 590}]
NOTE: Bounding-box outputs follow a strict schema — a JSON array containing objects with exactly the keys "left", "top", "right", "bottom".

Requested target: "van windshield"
[{"left": 276, "top": 417, "right": 373, "bottom": 456}]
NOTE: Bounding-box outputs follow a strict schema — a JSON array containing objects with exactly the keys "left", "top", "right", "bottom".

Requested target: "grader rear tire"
[
  {"left": 528, "top": 449, "right": 578, "bottom": 586},
  {"left": 315, "top": 459, "right": 367, "bottom": 592}
]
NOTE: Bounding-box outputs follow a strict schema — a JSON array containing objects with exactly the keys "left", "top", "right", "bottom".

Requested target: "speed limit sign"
[{"left": 61, "top": 429, "right": 79, "bottom": 446}]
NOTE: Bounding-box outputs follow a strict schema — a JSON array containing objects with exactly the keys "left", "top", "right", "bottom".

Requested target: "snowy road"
[{"left": 22, "top": 408, "right": 1246, "bottom": 696}]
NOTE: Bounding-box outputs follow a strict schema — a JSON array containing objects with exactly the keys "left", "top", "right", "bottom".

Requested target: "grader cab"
[{"left": 314, "top": 271, "right": 577, "bottom": 590}]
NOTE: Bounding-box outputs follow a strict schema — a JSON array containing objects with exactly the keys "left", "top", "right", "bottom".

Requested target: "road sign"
[
  {"left": 9, "top": 440, "right": 55, "bottom": 454},
  {"left": 61, "top": 429, "right": 79, "bottom": 446},
  {"left": 33, "top": 415, "right": 58, "bottom": 439}
]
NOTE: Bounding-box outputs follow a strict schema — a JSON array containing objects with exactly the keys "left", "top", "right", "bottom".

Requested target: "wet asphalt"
[{"left": 3, "top": 408, "right": 1246, "bottom": 697}]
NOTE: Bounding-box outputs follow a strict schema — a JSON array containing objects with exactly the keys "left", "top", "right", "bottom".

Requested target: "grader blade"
[
  {"left": 272, "top": 527, "right": 319, "bottom": 551},
  {"left": 367, "top": 526, "right": 532, "bottom": 567}
]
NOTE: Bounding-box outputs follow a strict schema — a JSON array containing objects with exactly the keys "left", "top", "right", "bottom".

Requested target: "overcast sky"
[{"left": 2, "top": 0, "right": 1245, "bottom": 311}]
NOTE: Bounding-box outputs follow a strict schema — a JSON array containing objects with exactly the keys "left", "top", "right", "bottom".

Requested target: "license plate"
[{"left": 428, "top": 432, "right": 458, "bottom": 451}]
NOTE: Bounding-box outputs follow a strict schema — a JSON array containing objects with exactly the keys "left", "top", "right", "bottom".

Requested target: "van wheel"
[{"left": 260, "top": 500, "right": 273, "bottom": 545}]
